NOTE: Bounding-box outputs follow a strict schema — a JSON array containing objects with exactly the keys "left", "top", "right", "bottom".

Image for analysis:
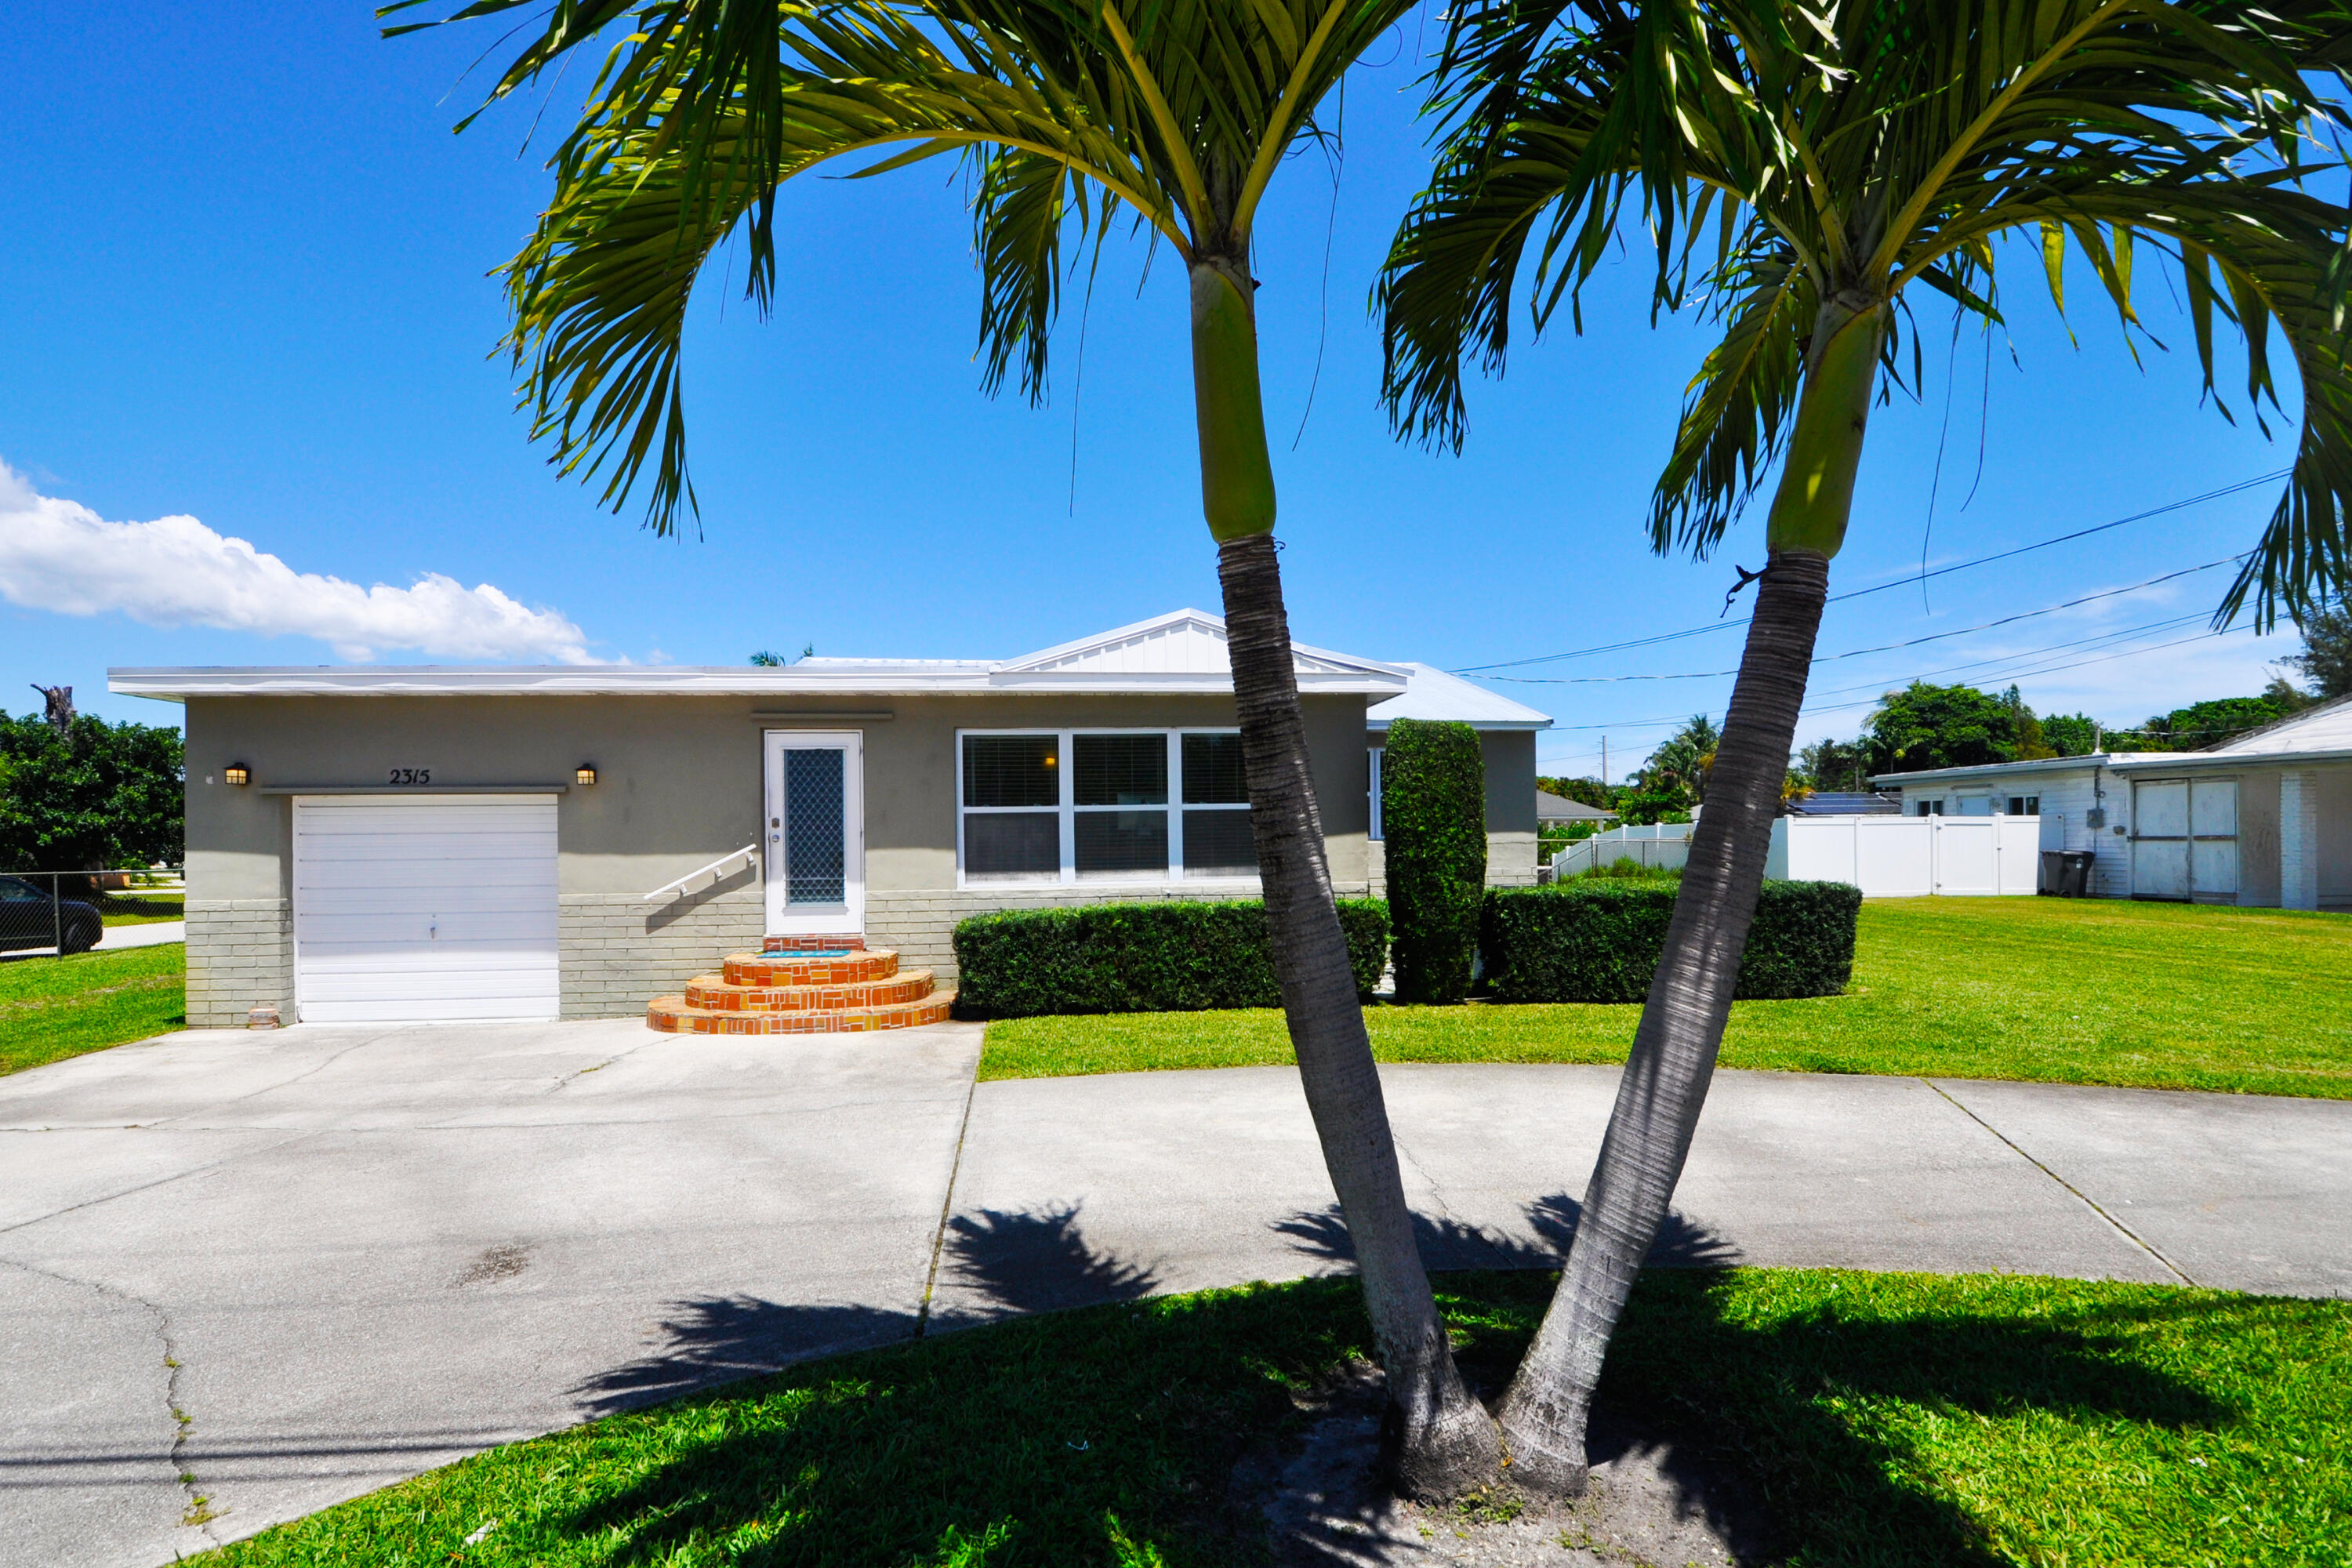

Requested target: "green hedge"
[
  {"left": 952, "top": 898, "right": 1391, "bottom": 1018},
  {"left": 1480, "top": 880, "right": 1861, "bottom": 1004},
  {"left": 1382, "top": 717, "right": 1486, "bottom": 1004}
]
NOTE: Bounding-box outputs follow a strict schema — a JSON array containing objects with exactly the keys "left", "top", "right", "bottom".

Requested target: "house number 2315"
[{"left": 388, "top": 768, "right": 433, "bottom": 785}]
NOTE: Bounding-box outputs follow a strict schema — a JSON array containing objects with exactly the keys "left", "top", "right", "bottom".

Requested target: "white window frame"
[
  {"left": 955, "top": 728, "right": 1256, "bottom": 889},
  {"left": 1368, "top": 746, "right": 1384, "bottom": 842}
]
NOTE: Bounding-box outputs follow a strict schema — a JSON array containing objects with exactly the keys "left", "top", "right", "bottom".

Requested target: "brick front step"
[
  {"left": 685, "top": 969, "right": 937, "bottom": 1013},
  {"left": 646, "top": 990, "right": 955, "bottom": 1034},
  {"left": 724, "top": 949, "right": 900, "bottom": 986},
  {"left": 762, "top": 934, "right": 866, "bottom": 953}
]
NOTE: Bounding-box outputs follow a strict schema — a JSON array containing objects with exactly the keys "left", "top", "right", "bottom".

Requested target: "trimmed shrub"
[
  {"left": 1382, "top": 717, "right": 1486, "bottom": 1003},
  {"left": 1480, "top": 880, "right": 1861, "bottom": 1004},
  {"left": 953, "top": 898, "right": 1390, "bottom": 1018}
]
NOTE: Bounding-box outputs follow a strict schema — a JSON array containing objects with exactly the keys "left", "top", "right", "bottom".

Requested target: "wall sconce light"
[
  {"left": 223, "top": 764, "right": 250, "bottom": 786},
  {"left": 575, "top": 765, "right": 597, "bottom": 786}
]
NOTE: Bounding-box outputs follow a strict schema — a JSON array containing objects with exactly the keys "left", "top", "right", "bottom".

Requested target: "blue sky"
[{"left": 1, "top": 1, "right": 2316, "bottom": 777}]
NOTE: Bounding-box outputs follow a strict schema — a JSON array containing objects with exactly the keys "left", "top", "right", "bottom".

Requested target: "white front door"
[
  {"left": 764, "top": 731, "right": 863, "bottom": 936},
  {"left": 292, "top": 794, "right": 560, "bottom": 1022}
]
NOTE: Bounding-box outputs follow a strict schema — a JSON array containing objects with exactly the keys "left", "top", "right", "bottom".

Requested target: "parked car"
[{"left": 0, "top": 877, "right": 102, "bottom": 954}]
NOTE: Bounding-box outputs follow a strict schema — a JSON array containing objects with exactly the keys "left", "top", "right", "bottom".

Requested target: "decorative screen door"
[{"left": 763, "top": 731, "right": 864, "bottom": 935}]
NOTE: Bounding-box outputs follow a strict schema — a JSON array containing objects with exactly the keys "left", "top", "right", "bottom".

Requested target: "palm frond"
[{"left": 1381, "top": 0, "right": 2352, "bottom": 624}]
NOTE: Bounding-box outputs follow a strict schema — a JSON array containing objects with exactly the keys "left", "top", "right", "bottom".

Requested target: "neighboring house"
[
  {"left": 114, "top": 610, "right": 1551, "bottom": 1026},
  {"left": 1535, "top": 792, "right": 1618, "bottom": 826},
  {"left": 1872, "top": 695, "right": 2352, "bottom": 908},
  {"left": 1363, "top": 663, "right": 1553, "bottom": 898},
  {"left": 1786, "top": 791, "right": 1901, "bottom": 816}
]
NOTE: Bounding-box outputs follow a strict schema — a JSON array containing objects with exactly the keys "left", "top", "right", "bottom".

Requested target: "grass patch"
[
  {"left": 100, "top": 890, "right": 183, "bottom": 927},
  {"left": 0, "top": 943, "right": 187, "bottom": 1075},
  {"left": 981, "top": 898, "right": 2352, "bottom": 1098},
  {"left": 189, "top": 1269, "right": 2352, "bottom": 1566}
]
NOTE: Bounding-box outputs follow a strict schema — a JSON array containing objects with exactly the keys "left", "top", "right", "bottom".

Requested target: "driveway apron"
[{"left": 4, "top": 1025, "right": 2348, "bottom": 1568}]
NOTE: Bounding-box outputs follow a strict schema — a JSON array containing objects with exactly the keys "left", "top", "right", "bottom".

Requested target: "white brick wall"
[{"left": 185, "top": 900, "right": 294, "bottom": 1027}]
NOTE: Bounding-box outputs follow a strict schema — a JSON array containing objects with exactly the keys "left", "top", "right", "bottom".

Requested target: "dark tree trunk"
[
  {"left": 1495, "top": 549, "right": 1831, "bottom": 1493},
  {"left": 1219, "top": 534, "right": 1501, "bottom": 1499}
]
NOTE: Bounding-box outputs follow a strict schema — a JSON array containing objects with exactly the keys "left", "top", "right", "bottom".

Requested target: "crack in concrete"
[
  {"left": 136, "top": 1029, "right": 406, "bottom": 1131},
  {"left": 1922, "top": 1080, "right": 2196, "bottom": 1286},
  {"left": 0, "top": 1132, "right": 318, "bottom": 1240},
  {"left": 0, "top": 1256, "right": 223, "bottom": 1546},
  {"left": 544, "top": 1033, "right": 669, "bottom": 1094},
  {"left": 914, "top": 1071, "right": 982, "bottom": 1340}
]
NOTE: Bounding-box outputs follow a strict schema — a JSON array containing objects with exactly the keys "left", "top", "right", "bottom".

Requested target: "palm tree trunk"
[
  {"left": 1494, "top": 293, "right": 1880, "bottom": 1494},
  {"left": 1197, "top": 256, "right": 1500, "bottom": 1498}
]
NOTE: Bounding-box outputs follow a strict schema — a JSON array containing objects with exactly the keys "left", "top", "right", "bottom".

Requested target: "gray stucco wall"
[{"left": 180, "top": 689, "right": 1374, "bottom": 1023}]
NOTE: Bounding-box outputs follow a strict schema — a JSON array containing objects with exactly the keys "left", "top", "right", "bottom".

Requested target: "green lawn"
[
  {"left": 100, "top": 889, "right": 184, "bottom": 927},
  {"left": 0, "top": 943, "right": 187, "bottom": 1075},
  {"left": 980, "top": 897, "right": 2352, "bottom": 1098},
  {"left": 188, "top": 1269, "right": 2352, "bottom": 1567}
]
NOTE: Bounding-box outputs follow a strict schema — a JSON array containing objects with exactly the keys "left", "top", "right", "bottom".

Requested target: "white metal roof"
[
  {"left": 109, "top": 608, "right": 1414, "bottom": 702},
  {"left": 1366, "top": 664, "right": 1553, "bottom": 731},
  {"left": 2205, "top": 693, "right": 2352, "bottom": 753}
]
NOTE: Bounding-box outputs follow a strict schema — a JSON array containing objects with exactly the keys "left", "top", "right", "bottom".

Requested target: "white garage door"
[{"left": 294, "top": 795, "right": 559, "bottom": 1023}]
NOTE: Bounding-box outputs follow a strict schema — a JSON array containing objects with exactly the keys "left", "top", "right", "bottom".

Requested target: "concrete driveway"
[{"left": 3, "top": 1021, "right": 2347, "bottom": 1567}]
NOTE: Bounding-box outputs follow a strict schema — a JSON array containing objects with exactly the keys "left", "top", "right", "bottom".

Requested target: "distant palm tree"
[
  {"left": 388, "top": 0, "right": 1500, "bottom": 1494},
  {"left": 1381, "top": 0, "right": 2352, "bottom": 1493}
]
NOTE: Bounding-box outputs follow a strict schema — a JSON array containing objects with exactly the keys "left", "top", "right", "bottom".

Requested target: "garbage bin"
[{"left": 2040, "top": 850, "right": 2094, "bottom": 896}]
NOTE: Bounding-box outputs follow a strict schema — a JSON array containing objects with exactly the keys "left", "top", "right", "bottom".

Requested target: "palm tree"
[
  {"left": 387, "top": 0, "right": 1501, "bottom": 1494},
  {"left": 1381, "top": 0, "right": 2352, "bottom": 1493}
]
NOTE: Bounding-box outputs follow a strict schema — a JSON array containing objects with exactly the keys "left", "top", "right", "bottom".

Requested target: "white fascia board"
[
  {"left": 111, "top": 663, "right": 1406, "bottom": 701},
  {"left": 1868, "top": 755, "right": 2119, "bottom": 787},
  {"left": 108, "top": 665, "right": 1002, "bottom": 699},
  {"left": 2107, "top": 746, "right": 2352, "bottom": 772}
]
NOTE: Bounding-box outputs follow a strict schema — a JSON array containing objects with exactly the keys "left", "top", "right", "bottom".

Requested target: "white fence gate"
[{"left": 1764, "top": 813, "right": 2041, "bottom": 897}]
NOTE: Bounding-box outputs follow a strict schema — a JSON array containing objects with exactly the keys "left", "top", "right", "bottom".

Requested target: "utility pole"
[{"left": 1601, "top": 736, "right": 1609, "bottom": 789}]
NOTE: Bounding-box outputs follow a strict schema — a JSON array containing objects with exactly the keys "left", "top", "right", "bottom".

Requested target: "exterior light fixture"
[
  {"left": 575, "top": 765, "right": 597, "bottom": 786},
  {"left": 223, "top": 764, "right": 250, "bottom": 786}
]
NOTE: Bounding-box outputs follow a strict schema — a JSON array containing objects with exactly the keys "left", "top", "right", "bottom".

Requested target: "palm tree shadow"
[
  {"left": 568, "top": 1297, "right": 917, "bottom": 1418},
  {"left": 1270, "top": 1192, "right": 1738, "bottom": 1275},
  {"left": 931, "top": 1202, "right": 1162, "bottom": 1327}
]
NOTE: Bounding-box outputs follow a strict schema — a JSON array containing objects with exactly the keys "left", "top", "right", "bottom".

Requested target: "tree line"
[{"left": 1544, "top": 604, "right": 2352, "bottom": 808}]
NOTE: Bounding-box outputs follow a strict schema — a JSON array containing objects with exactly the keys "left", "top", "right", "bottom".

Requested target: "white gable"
[{"left": 1000, "top": 609, "right": 1403, "bottom": 679}]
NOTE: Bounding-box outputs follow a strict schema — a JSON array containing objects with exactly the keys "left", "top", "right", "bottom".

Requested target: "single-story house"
[
  {"left": 115, "top": 610, "right": 1550, "bottom": 1026},
  {"left": 1871, "top": 695, "right": 2352, "bottom": 908},
  {"left": 1363, "top": 662, "right": 1553, "bottom": 896},
  {"left": 1534, "top": 791, "right": 1618, "bottom": 826}
]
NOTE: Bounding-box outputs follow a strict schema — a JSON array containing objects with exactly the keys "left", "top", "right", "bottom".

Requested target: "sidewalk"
[
  {"left": 2, "top": 1018, "right": 2346, "bottom": 1567},
  {"left": 1, "top": 920, "right": 184, "bottom": 961}
]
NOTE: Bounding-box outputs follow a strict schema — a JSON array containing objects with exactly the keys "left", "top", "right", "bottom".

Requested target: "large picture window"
[{"left": 959, "top": 730, "right": 1257, "bottom": 885}]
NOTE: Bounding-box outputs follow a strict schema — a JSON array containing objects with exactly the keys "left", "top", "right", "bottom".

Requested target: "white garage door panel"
[{"left": 295, "top": 796, "right": 560, "bottom": 1023}]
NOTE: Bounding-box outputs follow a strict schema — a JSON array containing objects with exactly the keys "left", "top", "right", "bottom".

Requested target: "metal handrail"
[{"left": 642, "top": 844, "right": 761, "bottom": 902}]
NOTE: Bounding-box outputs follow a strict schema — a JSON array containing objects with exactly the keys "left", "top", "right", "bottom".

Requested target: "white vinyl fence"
[
  {"left": 1765, "top": 813, "right": 2042, "bottom": 896},
  {"left": 1541, "top": 822, "right": 1694, "bottom": 880},
  {"left": 1544, "top": 815, "right": 2044, "bottom": 896}
]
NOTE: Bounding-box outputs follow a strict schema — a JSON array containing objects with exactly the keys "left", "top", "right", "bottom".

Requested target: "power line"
[
  {"left": 1454, "top": 470, "right": 2288, "bottom": 674},
  {"left": 1529, "top": 621, "right": 2259, "bottom": 735},
  {"left": 1480, "top": 556, "right": 2244, "bottom": 684}
]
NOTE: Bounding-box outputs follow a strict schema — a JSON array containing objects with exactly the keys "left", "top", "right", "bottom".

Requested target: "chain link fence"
[{"left": 0, "top": 868, "right": 184, "bottom": 956}]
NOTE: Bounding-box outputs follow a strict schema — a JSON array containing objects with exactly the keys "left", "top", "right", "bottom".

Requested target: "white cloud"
[{"left": 0, "top": 462, "right": 593, "bottom": 663}]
